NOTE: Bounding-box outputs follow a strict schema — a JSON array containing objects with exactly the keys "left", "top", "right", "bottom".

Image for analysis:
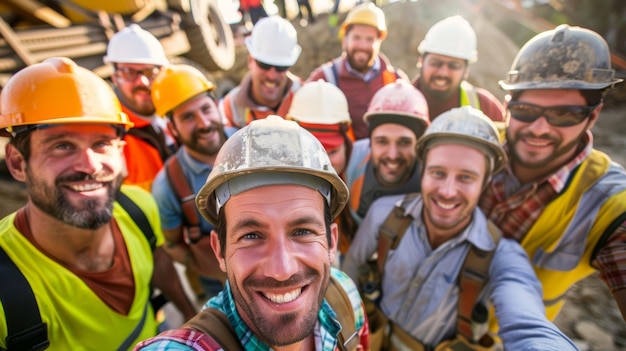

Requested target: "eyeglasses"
[
  {"left": 115, "top": 66, "right": 161, "bottom": 81},
  {"left": 255, "top": 59, "right": 289, "bottom": 72},
  {"left": 507, "top": 101, "right": 599, "bottom": 127},
  {"left": 425, "top": 59, "right": 465, "bottom": 71}
]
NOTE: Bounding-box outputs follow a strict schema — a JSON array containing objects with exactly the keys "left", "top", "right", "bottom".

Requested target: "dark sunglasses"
[
  {"left": 255, "top": 59, "right": 289, "bottom": 72},
  {"left": 507, "top": 101, "right": 599, "bottom": 127},
  {"left": 115, "top": 66, "right": 161, "bottom": 81}
]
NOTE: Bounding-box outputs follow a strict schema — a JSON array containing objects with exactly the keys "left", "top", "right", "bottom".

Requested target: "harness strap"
[
  {"left": 0, "top": 247, "right": 49, "bottom": 351},
  {"left": 456, "top": 221, "right": 501, "bottom": 342},
  {"left": 164, "top": 156, "right": 203, "bottom": 244},
  {"left": 376, "top": 193, "right": 419, "bottom": 276},
  {"left": 184, "top": 308, "right": 244, "bottom": 351},
  {"left": 326, "top": 276, "right": 359, "bottom": 351},
  {"left": 117, "top": 191, "right": 156, "bottom": 251}
]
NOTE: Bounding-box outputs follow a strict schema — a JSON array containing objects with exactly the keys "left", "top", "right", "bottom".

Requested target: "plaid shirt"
[
  {"left": 480, "top": 131, "right": 626, "bottom": 292},
  {"left": 134, "top": 268, "right": 369, "bottom": 351}
]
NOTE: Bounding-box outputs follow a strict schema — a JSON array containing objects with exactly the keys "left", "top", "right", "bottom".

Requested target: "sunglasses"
[
  {"left": 115, "top": 66, "right": 161, "bottom": 81},
  {"left": 255, "top": 60, "right": 289, "bottom": 72},
  {"left": 507, "top": 101, "right": 599, "bottom": 127}
]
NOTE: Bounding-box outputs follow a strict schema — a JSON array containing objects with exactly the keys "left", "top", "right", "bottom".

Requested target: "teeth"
[
  {"left": 263, "top": 288, "right": 301, "bottom": 304},
  {"left": 70, "top": 183, "right": 104, "bottom": 192},
  {"left": 263, "top": 81, "right": 277, "bottom": 88},
  {"left": 385, "top": 162, "right": 399, "bottom": 170},
  {"left": 526, "top": 139, "right": 550, "bottom": 146},
  {"left": 436, "top": 200, "right": 456, "bottom": 210}
]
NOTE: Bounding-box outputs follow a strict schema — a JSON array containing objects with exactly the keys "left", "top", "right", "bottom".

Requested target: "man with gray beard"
[{"left": 0, "top": 57, "right": 196, "bottom": 350}]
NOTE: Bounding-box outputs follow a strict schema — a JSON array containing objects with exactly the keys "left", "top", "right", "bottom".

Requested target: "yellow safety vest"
[
  {"left": 522, "top": 150, "right": 626, "bottom": 320},
  {"left": 0, "top": 186, "right": 163, "bottom": 350}
]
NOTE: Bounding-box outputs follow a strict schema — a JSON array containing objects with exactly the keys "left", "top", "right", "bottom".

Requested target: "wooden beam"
[{"left": 1, "top": 0, "right": 71, "bottom": 28}]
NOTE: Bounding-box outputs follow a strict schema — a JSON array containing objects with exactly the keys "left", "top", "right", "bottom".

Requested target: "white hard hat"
[
  {"left": 287, "top": 80, "right": 350, "bottom": 125},
  {"left": 244, "top": 16, "right": 302, "bottom": 67},
  {"left": 104, "top": 24, "right": 169, "bottom": 66},
  {"left": 417, "top": 16, "right": 478, "bottom": 63}
]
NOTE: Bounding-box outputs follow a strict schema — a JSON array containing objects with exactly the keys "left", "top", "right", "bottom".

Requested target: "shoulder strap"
[
  {"left": 376, "top": 193, "right": 419, "bottom": 276},
  {"left": 183, "top": 308, "right": 244, "bottom": 351},
  {"left": 325, "top": 276, "right": 359, "bottom": 351},
  {"left": 322, "top": 61, "right": 338, "bottom": 87},
  {"left": 456, "top": 220, "right": 501, "bottom": 342},
  {"left": 117, "top": 190, "right": 156, "bottom": 251},
  {"left": 164, "top": 156, "right": 203, "bottom": 244},
  {"left": 0, "top": 247, "right": 49, "bottom": 351}
]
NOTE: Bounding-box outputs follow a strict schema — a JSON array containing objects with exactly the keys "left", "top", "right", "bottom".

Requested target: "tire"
[{"left": 181, "top": 0, "right": 236, "bottom": 72}]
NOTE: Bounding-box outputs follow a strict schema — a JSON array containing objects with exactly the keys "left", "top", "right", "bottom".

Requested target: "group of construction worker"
[{"left": 0, "top": 1, "right": 624, "bottom": 350}]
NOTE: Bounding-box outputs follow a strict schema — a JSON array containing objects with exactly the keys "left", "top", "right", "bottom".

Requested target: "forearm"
[{"left": 152, "top": 247, "right": 198, "bottom": 321}]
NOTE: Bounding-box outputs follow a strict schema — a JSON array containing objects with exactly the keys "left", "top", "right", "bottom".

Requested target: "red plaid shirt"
[{"left": 480, "top": 132, "right": 626, "bottom": 292}]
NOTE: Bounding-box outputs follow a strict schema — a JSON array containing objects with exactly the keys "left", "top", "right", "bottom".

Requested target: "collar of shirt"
[
  {"left": 206, "top": 279, "right": 342, "bottom": 350},
  {"left": 344, "top": 55, "right": 381, "bottom": 82},
  {"left": 399, "top": 194, "right": 497, "bottom": 253},
  {"left": 177, "top": 146, "right": 214, "bottom": 176}
]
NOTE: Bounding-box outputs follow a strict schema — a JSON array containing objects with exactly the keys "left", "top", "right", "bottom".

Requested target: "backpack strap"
[
  {"left": 456, "top": 220, "right": 501, "bottom": 343},
  {"left": 0, "top": 247, "right": 49, "bottom": 351},
  {"left": 117, "top": 190, "right": 156, "bottom": 251},
  {"left": 164, "top": 156, "right": 203, "bottom": 244},
  {"left": 116, "top": 190, "right": 169, "bottom": 311},
  {"left": 325, "top": 276, "right": 359, "bottom": 351},
  {"left": 376, "top": 193, "right": 419, "bottom": 276},
  {"left": 183, "top": 276, "right": 359, "bottom": 351},
  {"left": 183, "top": 308, "right": 244, "bottom": 351},
  {"left": 322, "top": 59, "right": 340, "bottom": 87}
]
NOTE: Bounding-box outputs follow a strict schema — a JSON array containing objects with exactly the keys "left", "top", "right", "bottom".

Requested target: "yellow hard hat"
[
  {"left": 0, "top": 57, "right": 132, "bottom": 134},
  {"left": 196, "top": 115, "right": 349, "bottom": 226},
  {"left": 339, "top": 3, "right": 387, "bottom": 40},
  {"left": 151, "top": 64, "right": 215, "bottom": 117}
]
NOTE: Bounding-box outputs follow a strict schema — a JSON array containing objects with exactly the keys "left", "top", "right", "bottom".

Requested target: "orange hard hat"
[
  {"left": 0, "top": 57, "right": 132, "bottom": 134},
  {"left": 152, "top": 64, "right": 215, "bottom": 117}
]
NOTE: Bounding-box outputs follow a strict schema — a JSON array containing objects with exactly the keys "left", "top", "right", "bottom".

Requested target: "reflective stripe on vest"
[
  {"left": 460, "top": 81, "right": 480, "bottom": 109},
  {"left": 521, "top": 150, "right": 626, "bottom": 320}
]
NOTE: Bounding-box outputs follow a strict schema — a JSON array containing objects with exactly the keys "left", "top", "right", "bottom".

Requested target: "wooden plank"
[
  {"left": 1, "top": 0, "right": 71, "bottom": 28},
  {"left": 0, "top": 17, "right": 35, "bottom": 66}
]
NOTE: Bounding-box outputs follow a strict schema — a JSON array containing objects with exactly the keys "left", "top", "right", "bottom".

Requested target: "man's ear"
[
  {"left": 587, "top": 102, "right": 603, "bottom": 130},
  {"left": 5, "top": 143, "right": 27, "bottom": 182},
  {"left": 210, "top": 229, "right": 227, "bottom": 272},
  {"left": 328, "top": 223, "right": 339, "bottom": 266},
  {"left": 167, "top": 120, "right": 180, "bottom": 140}
]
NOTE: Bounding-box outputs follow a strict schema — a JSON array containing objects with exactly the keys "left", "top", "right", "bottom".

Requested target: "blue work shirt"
[{"left": 342, "top": 193, "right": 578, "bottom": 350}]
